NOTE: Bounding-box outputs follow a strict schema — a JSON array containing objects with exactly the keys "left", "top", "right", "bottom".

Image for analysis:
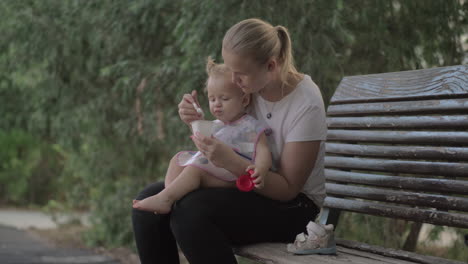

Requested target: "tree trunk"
[{"left": 402, "top": 222, "right": 423, "bottom": 252}]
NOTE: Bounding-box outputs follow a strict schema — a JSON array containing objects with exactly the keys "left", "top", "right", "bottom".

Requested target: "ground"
[
  {"left": 30, "top": 224, "right": 141, "bottom": 264},
  {"left": 0, "top": 207, "right": 190, "bottom": 264}
]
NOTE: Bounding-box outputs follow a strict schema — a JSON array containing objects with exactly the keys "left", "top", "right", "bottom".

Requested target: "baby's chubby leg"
[
  {"left": 133, "top": 165, "right": 201, "bottom": 214},
  {"left": 132, "top": 192, "right": 174, "bottom": 214},
  {"left": 199, "top": 171, "right": 236, "bottom": 188},
  {"left": 133, "top": 166, "right": 232, "bottom": 213},
  {"left": 165, "top": 154, "right": 184, "bottom": 187}
]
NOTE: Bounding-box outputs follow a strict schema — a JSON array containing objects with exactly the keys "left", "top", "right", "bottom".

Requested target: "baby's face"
[{"left": 207, "top": 73, "right": 248, "bottom": 123}]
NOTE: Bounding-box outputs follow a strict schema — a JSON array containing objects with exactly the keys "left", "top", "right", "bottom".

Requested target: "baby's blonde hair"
[
  {"left": 206, "top": 56, "right": 229, "bottom": 78},
  {"left": 204, "top": 56, "right": 230, "bottom": 93},
  {"left": 223, "top": 18, "right": 299, "bottom": 84}
]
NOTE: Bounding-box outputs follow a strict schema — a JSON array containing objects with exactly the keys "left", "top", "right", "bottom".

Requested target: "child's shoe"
[{"left": 286, "top": 221, "right": 337, "bottom": 255}]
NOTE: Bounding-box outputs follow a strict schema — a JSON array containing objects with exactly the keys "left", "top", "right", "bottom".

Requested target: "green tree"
[{"left": 0, "top": 0, "right": 466, "bottom": 256}]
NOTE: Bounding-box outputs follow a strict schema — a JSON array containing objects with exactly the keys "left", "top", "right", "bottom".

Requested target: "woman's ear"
[
  {"left": 267, "top": 57, "right": 278, "bottom": 72},
  {"left": 242, "top": 94, "right": 251, "bottom": 108}
]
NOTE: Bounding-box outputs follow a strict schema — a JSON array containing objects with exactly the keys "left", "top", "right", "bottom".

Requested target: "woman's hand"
[
  {"left": 191, "top": 132, "right": 235, "bottom": 168},
  {"left": 178, "top": 90, "right": 203, "bottom": 125}
]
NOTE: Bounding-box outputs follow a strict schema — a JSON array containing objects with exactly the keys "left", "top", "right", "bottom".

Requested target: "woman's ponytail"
[{"left": 275, "top": 26, "right": 297, "bottom": 83}]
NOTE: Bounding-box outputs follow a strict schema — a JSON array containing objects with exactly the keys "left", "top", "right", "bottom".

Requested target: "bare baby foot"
[{"left": 132, "top": 194, "right": 173, "bottom": 214}]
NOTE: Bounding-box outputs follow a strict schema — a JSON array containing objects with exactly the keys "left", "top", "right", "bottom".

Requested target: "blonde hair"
[
  {"left": 222, "top": 18, "right": 299, "bottom": 84},
  {"left": 204, "top": 57, "right": 247, "bottom": 101},
  {"left": 206, "top": 56, "right": 229, "bottom": 77},
  {"left": 204, "top": 57, "right": 229, "bottom": 93}
]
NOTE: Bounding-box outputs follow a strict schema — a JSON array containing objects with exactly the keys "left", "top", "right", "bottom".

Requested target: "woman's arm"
[
  {"left": 192, "top": 134, "right": 321, "bottom": 201},
  {"left": 256, "top": 141, "right": 320, "bottom": 201}
]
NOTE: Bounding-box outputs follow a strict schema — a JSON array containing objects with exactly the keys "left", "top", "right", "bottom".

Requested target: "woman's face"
[{"left": 222, "top": 49, "right": 271, "bottom": 94}]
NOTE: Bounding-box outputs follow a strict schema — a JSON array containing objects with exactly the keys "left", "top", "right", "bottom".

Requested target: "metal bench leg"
[{"left": 318, "top": 207, "right": 341, "bottom": 228}]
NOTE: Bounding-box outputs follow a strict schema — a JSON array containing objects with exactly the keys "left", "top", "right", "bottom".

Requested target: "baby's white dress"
[{"left": 177, "top": 114, "right": 270, "bottom": 181}]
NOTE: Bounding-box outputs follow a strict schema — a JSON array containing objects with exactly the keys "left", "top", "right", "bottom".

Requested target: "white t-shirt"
[{"left": 250, "top": 75, "right": 327, "bottom": 207}]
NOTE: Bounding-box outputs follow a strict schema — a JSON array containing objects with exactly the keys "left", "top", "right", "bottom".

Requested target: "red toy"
[{"left": 236, "top": 169, "right": 255, "bottom": 192}]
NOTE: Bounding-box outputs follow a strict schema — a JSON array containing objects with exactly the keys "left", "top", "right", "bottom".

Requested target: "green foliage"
[
  {"left": 0, "top": 130, "right": 39, "bottom": 204},
  {"left": 0, "top": 0, "right": 466, "bottom": 258},
  {"left": 445, "top": 231, "right": 468, "bottom": 262},
  {"left": 426, "top": 225, "right": 445, "bottom": 242},
  {"left": 336, "top": 215, "right": 468, "bottom": 262},
  {"left": 417, "top": 227, "right": 468, "bottom": 262},
  {"left": 83, "top": 177, "right": 141, "bottom": 247},
  {"left": 335, "top": 213, "right": 408, "bottom": 248},
  {"left": 0, "top": 130, "right": 62, "bottom": 205}
]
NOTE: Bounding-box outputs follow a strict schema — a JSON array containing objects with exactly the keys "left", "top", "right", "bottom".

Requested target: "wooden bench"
[{"left": 235, "top": 64, "right": 468, "bottom": 264}]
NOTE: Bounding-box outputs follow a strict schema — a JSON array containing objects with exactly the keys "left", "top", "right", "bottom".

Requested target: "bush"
[{"left": 0, "top": 130, "right": 63, "bottom": 205}]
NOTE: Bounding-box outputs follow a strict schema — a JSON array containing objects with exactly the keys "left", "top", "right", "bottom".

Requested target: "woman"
[{"left": 132, "top": 18, "right": 327, "bottom": 264}]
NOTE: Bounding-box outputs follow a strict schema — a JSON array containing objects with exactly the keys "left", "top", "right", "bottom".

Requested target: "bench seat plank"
[
  {"left": 235, "top": 243, "right": 418, "bottom": 264},
  {"left": 336, "top": 247, "right": 416, "bottom": 264},
  {"left": 235, "top": 240, "right": 465, "bottom": 264},
  {"left": 336, "top": 239, "right": 467, "bottom": 264}
]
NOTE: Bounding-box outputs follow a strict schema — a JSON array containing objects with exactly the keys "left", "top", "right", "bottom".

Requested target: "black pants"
[{"left": 131, "top": 181, "right": 320, "bottom": 264}]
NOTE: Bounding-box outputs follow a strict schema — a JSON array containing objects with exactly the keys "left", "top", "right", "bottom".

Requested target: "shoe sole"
[{"left": 288, "top": 246, "right": 337, "bottom": 255}]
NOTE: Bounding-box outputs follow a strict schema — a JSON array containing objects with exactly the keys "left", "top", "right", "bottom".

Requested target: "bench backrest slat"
[
  {"left": 328, "top": 98, "right": 468, "bottom": 116},
  {"left": 324, "top": 65, "right": 468, "bottom": 229},
  {"left": 326, "top": 183, "right": 468, "bottom": 211},
  {"left": 328, "top": 115, "right": 468, "bottom": 129},
  {"left": 328, "top": 130, "right": 468, "bottom": 145},
  {"left": 326, "top": 157, "right": 467, "bottom": 177},
  {"left": 329, "top": 65, "right": 468, "bottom": 104},
  {"left": 327, "top": 143, "right": 468, "bottom": 161},
  {"left": 325, "top": 169, "right": 468, "bottom": 195},
  {"left": 326, "top": 197, "right": 468, "bottom": 228}
]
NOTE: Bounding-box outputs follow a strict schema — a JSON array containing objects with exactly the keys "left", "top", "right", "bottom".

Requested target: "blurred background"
[{"left": 0, "top": 0, "right": 467, "bottom": 262}]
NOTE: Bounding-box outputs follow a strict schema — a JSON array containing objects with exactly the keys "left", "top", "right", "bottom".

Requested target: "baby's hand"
[{"left": 245, "top": 164, "right": 268, "bottom": 189}]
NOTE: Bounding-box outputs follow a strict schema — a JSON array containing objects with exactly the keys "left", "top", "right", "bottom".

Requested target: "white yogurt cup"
[{"left": 191, "top": 120, "right": 213, "bottom": 137}]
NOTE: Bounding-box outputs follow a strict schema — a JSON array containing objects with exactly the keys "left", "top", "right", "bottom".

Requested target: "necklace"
[{"left": 263, "top": 82, "right": 285, "bottom": 119}]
